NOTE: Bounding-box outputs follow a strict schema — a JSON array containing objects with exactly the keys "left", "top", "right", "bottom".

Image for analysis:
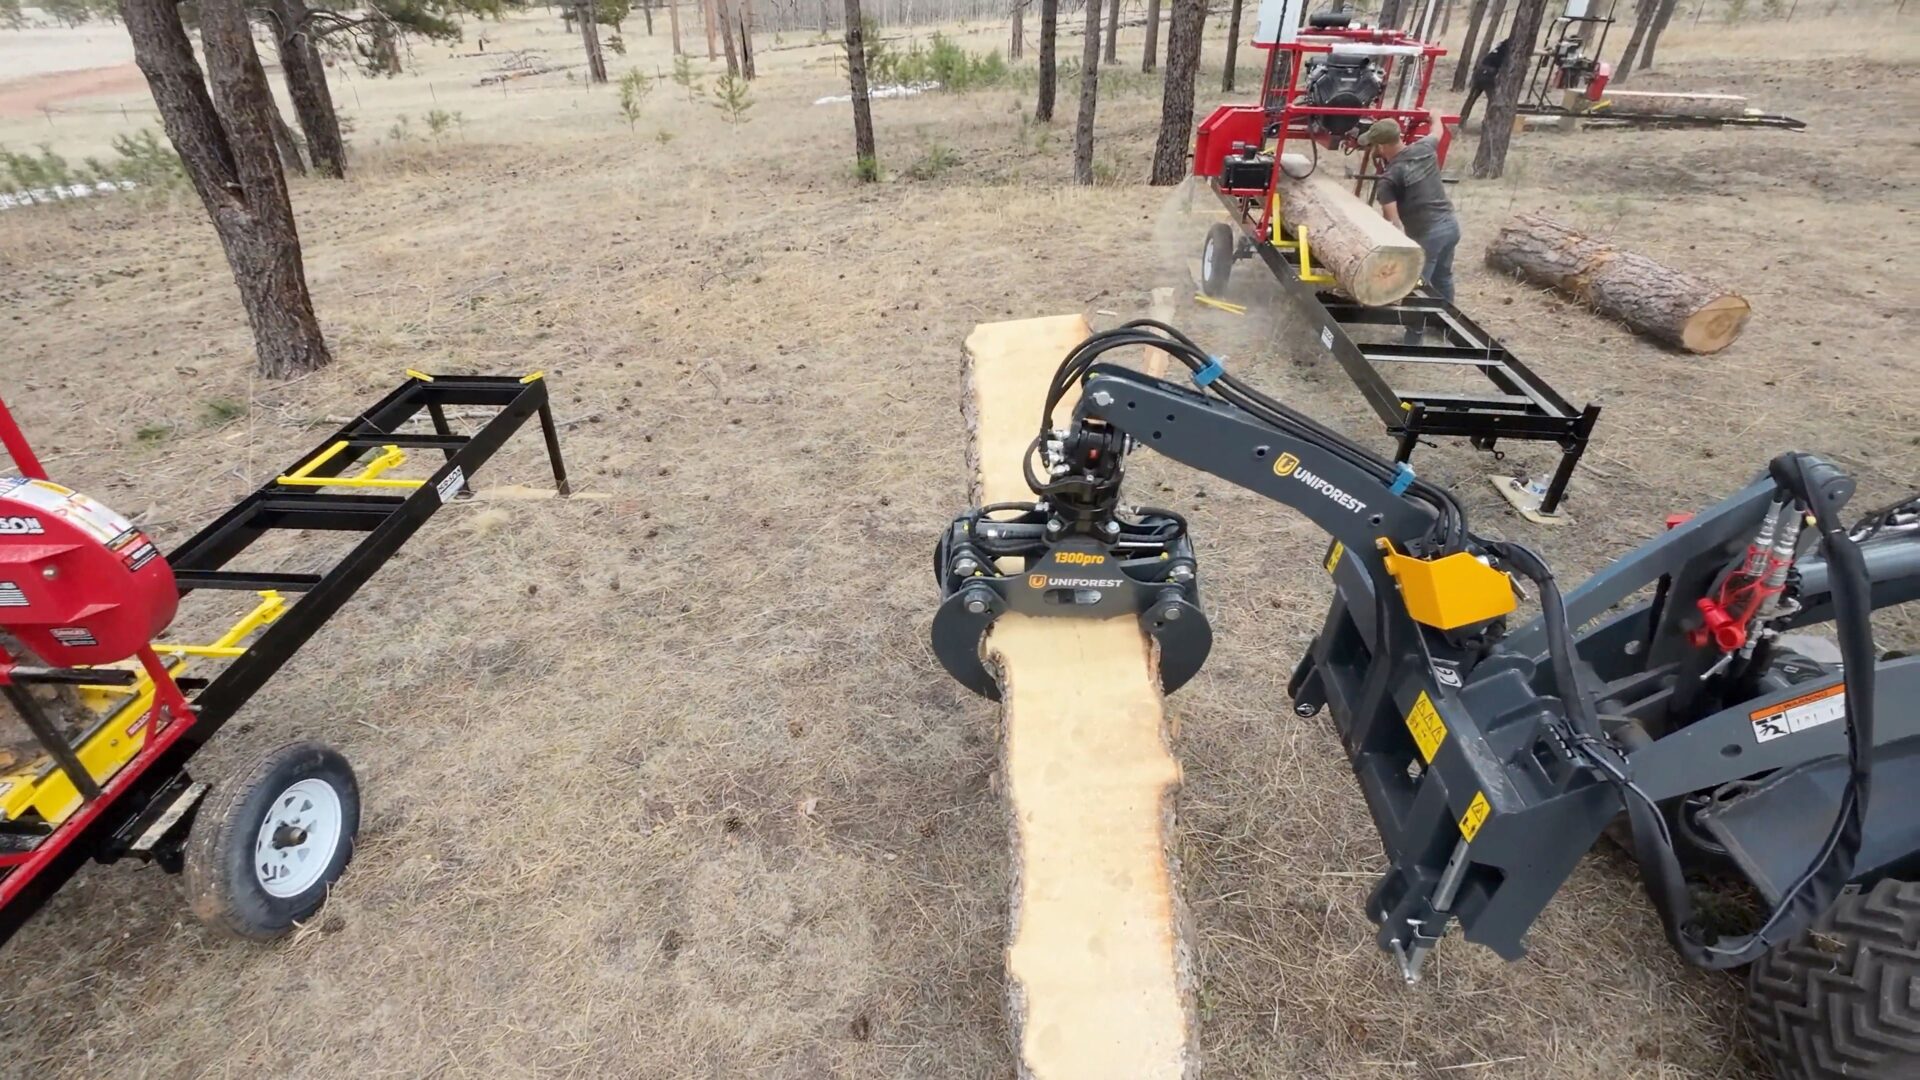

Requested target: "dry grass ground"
[{"left": 1, "top": 8, "right": 1916, "bottom": 1078}]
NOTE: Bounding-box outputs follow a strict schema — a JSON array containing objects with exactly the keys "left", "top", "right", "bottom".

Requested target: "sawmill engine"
[{"left": 1302, "top": 54, "right": 1385, "bottom": 135}]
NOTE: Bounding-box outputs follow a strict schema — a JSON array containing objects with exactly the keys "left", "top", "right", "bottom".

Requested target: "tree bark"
[
  {"left": 1010, "top": 0, "right": 1024, "bottom": 59},
  {"left": 1486, "top": 213, "right": 1750, "bottom": 352},
  {"left": 1148, "top": 0, "right": 1204, "bottom": 184},
  {"left": 844, "top": 0, "right": 875, "bottom": 177},
  {"left": 1221, "top": 0, "right": 1244, "bottom": 92},
  {"left": 1612, "top": 0, "right": 1657, "bottom": 83},
  {"left": 1441, "top": 0, "right": 1455, "bottom": 34},
  {"left": 964, "top": 315, "right": 1197, "bottom": 1080},
  {"left": 1103, "top": 0, "right": 1119, "bottom": 63},
  {"left": 1473, "top": 0, "right": 1509, "bottom": 85},
  {"left": 1470, "top": 0, "right": 1546, "bottom": 179},
  {"left": 1640, "top": 0, "right": 1681, "bottom": 69},
  {"left": 121, "top": 0, "right": 330, "bottom": 378},
  {"left": 737, "top": 4, "right": 754, "bottom": 78},
  {"left": 703, "top": 0, "right": 718, "bottom": 59},
  {"left": 1451, "top": 0, "right": 1490, "bottom": 91},
  {"left": 718, "top": 0, "right": 740, "bottom": 76},
  {"left": 641, "top": 0, "right": 653, "bottom": 33},
  {"left": 1141, "top": 0, "right": 1160, "bottom": 71},
  {"left": 1275, "top": 155, "right": 1426, "bottom": 304},
  {"left": 1035, "top": 0, "right": 1057, "bottom": 120},
  {"left": 266, "top": 0, "right": 346, "bottom": 179},
  {"left": 668, "top": 0, "right": 682, "bottom": 53},
  {"left": 1597, "top": 89, "right": 1746, "bottom": 116},
  {"left": 268, "top": 95, "right": 307, "bottom": 176},
  {"left": 1380, "top": 0, "right": 1405, "bottom": 27},
  {"left": 1074, "top": 0, "right": 1101, "bottom": 184},
  {"left": 576, "top": 0, "right": 609, "bottom": 81}
]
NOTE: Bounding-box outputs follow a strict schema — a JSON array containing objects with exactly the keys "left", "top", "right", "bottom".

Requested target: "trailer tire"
[
  {"left": 1201, "top": 223, "right": 1235, "bottom": 298},
  {"left": 1745, "top": 879, "right": 1920, "bottom": 1080},
  {"left": 184, "top": 741, "right": 359, "bottom": 941}
]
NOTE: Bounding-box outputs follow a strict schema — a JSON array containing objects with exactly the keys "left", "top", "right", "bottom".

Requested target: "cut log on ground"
[
  {"left": 1485, "top": 213, "right": 1751, "bottom": 353},
  {"left": 963, "top": 315, "right": 1195, "bottom": 1080},
  {"left": 1275, "top": 152, "right": 1425, "bottom": 306},
  {"left": 1592, "top": 90, "right": 1747, "bottom": 117}
]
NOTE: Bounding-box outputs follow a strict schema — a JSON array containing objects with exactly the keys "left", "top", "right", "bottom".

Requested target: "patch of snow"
[{"left": 812, "top": 82, "right": 939, "bottom": 106}]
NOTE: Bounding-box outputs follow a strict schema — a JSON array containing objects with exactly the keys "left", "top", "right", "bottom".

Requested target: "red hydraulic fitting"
[{"left": 1690, "top": 597, "right": 1747, "bottom": 652}]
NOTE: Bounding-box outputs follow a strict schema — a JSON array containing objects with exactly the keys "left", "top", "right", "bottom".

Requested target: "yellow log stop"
[{"left": 1379, "top": 541, "right": 1518, "bottom": 630}]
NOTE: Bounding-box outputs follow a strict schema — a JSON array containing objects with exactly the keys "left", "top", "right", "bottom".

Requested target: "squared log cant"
[{"left": 962, "top": 315, "right": 1196, "bottom": 1080}]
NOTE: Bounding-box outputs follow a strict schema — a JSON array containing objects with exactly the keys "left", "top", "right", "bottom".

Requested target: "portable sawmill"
[
  {"left": 932, "top": 323, "right": 1920, "bottom": 1080},
  {"left": 0, "top": 373, "right": 568, "bottom": 944}
]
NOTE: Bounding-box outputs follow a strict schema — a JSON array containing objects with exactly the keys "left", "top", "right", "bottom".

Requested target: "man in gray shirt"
[{"left": 1359, "top": 109, "right": 1460, "bottom": 305}]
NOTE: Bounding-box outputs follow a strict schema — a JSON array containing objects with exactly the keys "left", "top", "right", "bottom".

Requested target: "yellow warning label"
[
  {"left": 1459, "top": 791, "right": 1491, "bottom": 841},
  {"left": 1405, "top": 691, "right": 1447, "bottom": 763},
  {"left": 1324, "top": 541, "right": 1345, "bottom": 574}
]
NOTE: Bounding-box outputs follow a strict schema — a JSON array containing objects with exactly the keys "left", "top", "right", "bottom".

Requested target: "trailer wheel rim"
[
  {"left": 1203, "top": 233, "right": 1221, "bottom": 274},
  {"left": 254, "top": 778, "right": 343, "bottom": 898}
]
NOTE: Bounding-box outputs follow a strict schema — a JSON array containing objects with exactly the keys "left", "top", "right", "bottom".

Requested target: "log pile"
[
  {"left": 1485, "top": 213, "right": 1751, "bottom": 354},
  {"left": 963, "top": 315, "right": 1196, "bottom": 1080}
]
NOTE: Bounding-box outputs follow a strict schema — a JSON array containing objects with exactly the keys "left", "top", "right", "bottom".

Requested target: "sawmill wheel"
[
  {"left": 184, "top": 741, "right": 360, "bottom": 941},
  {"left": 1745, "top": 879, "right": 1920, "bottom": 1080},
  {"left": 1200, "top": 222, "right": 1236, "bottom": 298}
]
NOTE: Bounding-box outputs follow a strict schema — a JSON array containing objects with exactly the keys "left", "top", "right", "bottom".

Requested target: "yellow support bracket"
[
  {"left": 3, "top": 592, "right": 290, "bottom": 824},
  {"left": 276, "top": 440, "right": 424, "bottom": 490},
  {"left": 404, "top": 369, "right": 435, "bottom": 382},
  {"left": 1377, "top": 540, "right": 1518, "bottom": 631},
  {"left": 1266, "top": 190, "right": 1337, "bottom": 287}
]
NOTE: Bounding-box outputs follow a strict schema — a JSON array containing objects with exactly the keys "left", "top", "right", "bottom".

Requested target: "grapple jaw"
[{"left": 930, "top": 504, "right": 1212, "bottom": 700}]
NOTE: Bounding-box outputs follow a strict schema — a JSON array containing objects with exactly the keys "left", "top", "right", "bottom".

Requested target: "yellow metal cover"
[{"left": 1382, "top": 548, "right": 1517, "bottom": 630}]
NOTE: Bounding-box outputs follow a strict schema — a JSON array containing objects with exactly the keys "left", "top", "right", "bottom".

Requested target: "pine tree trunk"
[
  {"left": 1441, "top": 0, "right": 1455, "bottom": 34},
  {"left": 1380, "top": 0, "right": 1404, "bottom": 27},
  {"left": 668, "top": 0, "right": 682, "bottom": 53},
  {"left": 121, "top": 0, "right": 330, "bottom": 378},
  {"left": 1010, "top": 0, "right": 1023, "bottom": 59},
  {"left": 1486, "top": 213, "right": 1750, "bottom": 352},
  {"left": 1640, "top": 0, "right": 1680, "bottom": 69},
  {"left": 704, "top": 0, "right": 718, "bottom": 59},
  {"left": 1612, "top": 0, "right": 1657, "bottom": 83},
  {"left": 576, "top": 0, "right": 609, "bottom": 81},
  {"left": 642, "top": 0, "right": 653, "bottom": 33},
  {"left": 718, "top": 0, "right": 741, "bottom": 76},
  {"left": 844, "top": 0, "right": 876, "bottom": 176},
  {"left": 1074, "top": 0, "right": 1101, "bottom": 183},
  {"left": 736, "top": 2, "right": 754, "bottom": 78},
  {"left": 1452, "top": 0, "right": 1490, "bottom": 90},
  {"left": 370, "top": 17, "right": 402, "bottom": 74},
  {"left": 1035, "top": 0, "right": 1057, "bottom": 120},
  {"left": 1221, "top": 0, "right": 1244, "bottom": 92},
  {"left": 268, "top": 96, "right": 307, "bottom": 175},
  {"left": 1103, "top": 0, "right": 1118, "bottom": 62},
  {"left": 1141, "top": 0, "right": 1160, "bottom": 71},
  {"left": 1148, "top": 0, "right": 1204, "bottom": 184},
  {"left": 269, "top": 1, "right": 346, "bottom": 179},
  {"left": 1470, "top": 0, "right": 1545, "bottom": 179}
]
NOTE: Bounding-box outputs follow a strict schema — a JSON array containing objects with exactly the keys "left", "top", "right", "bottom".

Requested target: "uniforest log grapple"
[
  {"left": 0, "top": 373, "right": 568, "bottom": 944},
  {"left": 933, "top": 324, "right": 1920, "bottom": 1079}
]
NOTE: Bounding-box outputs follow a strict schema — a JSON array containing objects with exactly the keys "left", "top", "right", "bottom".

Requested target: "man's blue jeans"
[{"left": 1403, "top": 217, "right": 1461, "bottom": 343}]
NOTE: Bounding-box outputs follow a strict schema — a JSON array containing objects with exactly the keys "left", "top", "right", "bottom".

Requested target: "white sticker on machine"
[
  {"left": 1750, "top": 684, "right": 1846, "bottom": 744},
  {"left": 434, "top": 467, "right": 466, "bottom": 504},
  {"left": 1321, "top": 326, "right": 1335, "bottom": 351},
  {"left": 0, "top": 581, "right": 26, "bottom": 607}
]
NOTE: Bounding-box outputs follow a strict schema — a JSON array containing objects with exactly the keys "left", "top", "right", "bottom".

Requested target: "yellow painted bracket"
[
  {"left": 1379, "top": 540, "right": 1517, "bottom": 630},
  {"left": 1266, "top": 190, "right": 1337, "bottom": 286},
  {"left": 1193, "top": 294, "right": 1246, "bottom": 315},
  {"left": 277, "top": 440, "right": 424, "bottom": 490},
  {"left": 2, "top": 592, "right": 290, "bottom": 824}
]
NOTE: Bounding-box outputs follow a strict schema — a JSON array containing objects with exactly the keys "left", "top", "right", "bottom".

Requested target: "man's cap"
[{"left": 1357, "top": 119, "right": 1403, "bottom": 147}]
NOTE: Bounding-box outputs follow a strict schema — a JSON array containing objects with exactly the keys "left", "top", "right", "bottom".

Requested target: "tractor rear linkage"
[
  {"left": 0, "top": 373, "right": 568, "bottom": 945},
  {"left": 934, "top": 323, "right": 1920, "bottom": 982}
]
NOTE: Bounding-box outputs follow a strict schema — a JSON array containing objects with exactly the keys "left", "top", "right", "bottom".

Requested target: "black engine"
[{"left": 1303, "top": 54, "right": 1386, "bottom": 135}]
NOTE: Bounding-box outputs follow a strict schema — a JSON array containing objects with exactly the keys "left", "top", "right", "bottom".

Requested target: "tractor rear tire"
[
  {"left": 1745, "top": 879, "right": 1920, "bottom": 1080},
  {"left": 184, "top": 741, "right": 360, "bottom": 941},
  {"left": 1201, "top": 223, "right": 1235, "bottom": 298}
]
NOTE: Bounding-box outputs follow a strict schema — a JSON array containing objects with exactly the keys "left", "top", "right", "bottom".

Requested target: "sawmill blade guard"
[{"left": 931, "top": 504, "right": 1211, "bottom": 701}]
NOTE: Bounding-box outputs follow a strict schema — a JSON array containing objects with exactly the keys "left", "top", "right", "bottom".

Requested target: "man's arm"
[
  {"left": 1425, "top": 107, "right": 1452, "bottom": 142},
  {"left": 1381, "top": 200, "right": 1403, "bottom": 229}
]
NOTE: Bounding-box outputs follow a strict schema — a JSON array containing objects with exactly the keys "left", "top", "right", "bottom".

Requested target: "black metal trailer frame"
[
  {"left": 0, "top": 373, "right": 568, "bottom": 945},
  {"left": 1215, "top": 190, "right": 1601, "bottom": 515}
]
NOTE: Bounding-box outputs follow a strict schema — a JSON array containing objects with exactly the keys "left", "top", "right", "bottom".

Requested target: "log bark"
[
  {"left": 1594, "top": 89, "right": 1747, "bottom": 117},
  {"left": 1274, "top": 154, "right": 1425, "bottom": 305},
  {"left": 963, "top": 315, "right": 1195, "bottom": 1080},
  {"left": 1485, "top": 213, "right": 1750, "bottom": 353},
  {"left": 121, "top": 0, "right": 331, "bottom": 378}
]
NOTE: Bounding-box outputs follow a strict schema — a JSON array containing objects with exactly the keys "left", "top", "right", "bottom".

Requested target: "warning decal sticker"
[
  {"left": 1750, "top": 684, "right": 1846, "bottom": 744},
  {"left": 0, "top": 581, "right": 26, "bottom": 607},
  {"left": 1405, "top": 691, "right": 1448, "bottom": 763},
  {"left": 1459, "top": 791, "right": 1491, "bottom": 841}
]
